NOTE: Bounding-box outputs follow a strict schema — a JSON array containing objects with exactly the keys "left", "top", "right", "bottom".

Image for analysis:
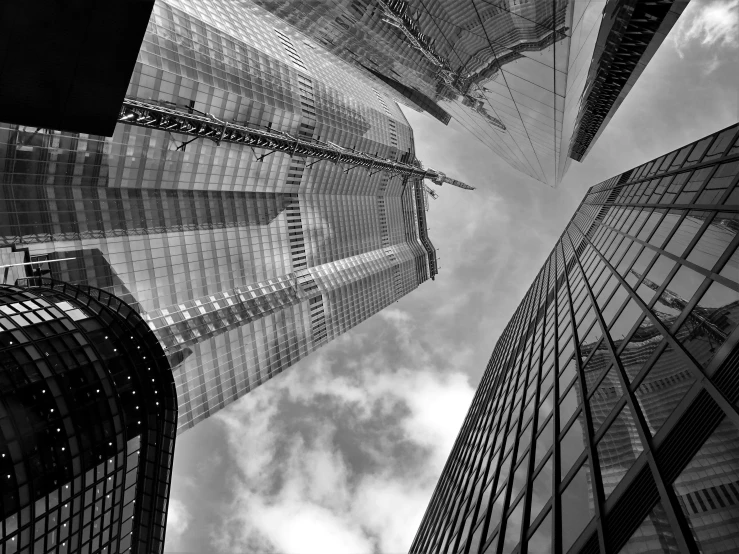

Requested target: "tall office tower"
[
  {"left": 410, "top": 123, "right": 739, "bottom": 554},
  {"left": 0, "top": 0, "right": 458, "bottom": 434},
  {"left": 252, "top": 0, "right": 690, "bottom": 186},
  {"left": 0, "top": 280, "right": 176, "bottom": 554}
]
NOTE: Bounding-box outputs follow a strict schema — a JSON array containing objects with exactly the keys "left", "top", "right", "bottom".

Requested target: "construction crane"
[{"left": 117, "top": 98, "right": 474, "bottom": 190}]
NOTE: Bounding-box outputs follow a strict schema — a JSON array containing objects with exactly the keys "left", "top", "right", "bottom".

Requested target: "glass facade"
[
  {"left": 250, "top": 0, "right": 689, "bottom": 186},
  {"left": 0, "top": 280, "right": 176, "bottom": 554},
  {"left": 0, "top": 0, "right": 434, "bottom": 434},
  {"left": 411, "top": 123, "right": 739, "bottom": 554}
]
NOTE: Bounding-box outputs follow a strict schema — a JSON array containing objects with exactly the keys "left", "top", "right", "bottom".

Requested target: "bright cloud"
[
  {"left": 209, "top": 311, "right": 475, "bottom": 553},
  {"left": 672, "top": 0, "right": 739, "bottom": 57},
  {"left": 165, "top": 499, "right": 192, "bottom": 549}
]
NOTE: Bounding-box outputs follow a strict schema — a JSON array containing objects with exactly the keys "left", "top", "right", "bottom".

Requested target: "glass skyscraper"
[
  {"left": 251, "top": 0, "right": 691, "bottom": 186},
  {"left": 0, "top": 280, "right": 177, "bottom": 554},
  {"left": 0, "top": 0, "right": 439, "bottom": 434},
  {"left": 410, "top": 123, "right": 739, "bottom": 554}
]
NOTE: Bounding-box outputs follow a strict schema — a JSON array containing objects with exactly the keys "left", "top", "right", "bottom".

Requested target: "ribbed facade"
[
  {"left": 251, "top": 0, "right": 690, "bottom": 186},
  {"left": 0, "top": 0, "right": 434, "bottom": 434},
  {"left": 411, "top": 124, "right": 739, "bottom": 554}
]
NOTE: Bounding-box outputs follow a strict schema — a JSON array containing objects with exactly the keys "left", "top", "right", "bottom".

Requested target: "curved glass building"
[{"left": 0, "top": 280, "right": 176, "bottom": 554}]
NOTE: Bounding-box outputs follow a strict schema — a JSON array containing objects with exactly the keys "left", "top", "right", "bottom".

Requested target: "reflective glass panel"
[
  {"left": 590, "top": 365, "right": 624, "bottom": 432},
  {"left": 609, "top": 299, "right": 643, "bottom": 343},
  {"left": 617, "top": 500, "right": 680, "bottom": 554},
  {"left": 561, "top": 414, "right": 587, "bottom": 479},
  {"left": 597, "top": 405, "right": 643, "bottom": 499},
  {"left": 686, "top": 213, "right": 736, "bottom": 270},
  {"left": 677, "top": 280, "right": 739, "bottom": 368},
  {"left": 527, "top": 510, "right": 552, "bottom": 554},
  {"left": 652, "top": 264, "right": 706, "bottom": 327},
  {"left": 561, "top": 460, "right": 596, "bottom": 553},
  {"left": 501, "top": 499, "right": 524, "bottom": 554},
  {"left": 672, "top": 417, "right": 739, "bottom": 552},
  {"left": 534, "top": 418, "right": 553, "bottom": 470},
  {"left": 636, "top": 255, "right": 677, "bottom": 304},
  {"left": 635, "top": 343, "right": 697, "bottom": 437},
  {"left": 559, "top": 383, "right": 580, "bottom": 427},
  {"left": 618, "top": 318, "right": 664, "bottom": 383},
  {"left": 530, "top": 457, "right": 553, "bottom": 524},
  {"left": 663, "top": 212, "right": 710, "bottom": 257}
]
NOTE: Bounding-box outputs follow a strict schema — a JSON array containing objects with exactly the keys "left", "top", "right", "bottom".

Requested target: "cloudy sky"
[{"left": 163, "top": 2, "right": 739, "bottom": 552}]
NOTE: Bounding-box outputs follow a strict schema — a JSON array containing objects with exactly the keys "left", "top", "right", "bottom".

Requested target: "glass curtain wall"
[{"left": 411, "top": 123, "right": 739, "bottom": 554}]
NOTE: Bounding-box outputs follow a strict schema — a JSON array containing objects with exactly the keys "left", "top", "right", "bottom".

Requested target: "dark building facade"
[
  {"left": 0, "top": 279, "right": 177, "bottom": 554},
  {"left": 251, "top": 0, "right": 690, "bottom": 186},
  {"left": 0, "top": 1, "right": 155, "bottom": 136},
  {"left": 410, "top": 123, "right": 739, "bottom": 554}
]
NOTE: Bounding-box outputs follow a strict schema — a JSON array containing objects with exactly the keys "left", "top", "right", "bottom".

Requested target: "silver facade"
[{"left": 0, "top": 0, "right": 434, "bottom": 434}]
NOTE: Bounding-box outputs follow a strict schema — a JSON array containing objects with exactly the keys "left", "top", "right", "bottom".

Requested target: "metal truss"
[{"left": 118, "top": 98, "right": 474, "bottom": 190}]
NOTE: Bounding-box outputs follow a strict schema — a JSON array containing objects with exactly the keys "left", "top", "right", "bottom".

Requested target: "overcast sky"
[{"left": 163, "top": 2, "right": 739, "bottom": 552}]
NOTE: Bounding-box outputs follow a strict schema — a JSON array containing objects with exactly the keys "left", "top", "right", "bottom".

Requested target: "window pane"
[
  {"left": 648, "top": 212, "right": 681, "bottom": 248},
  {"left": 618, "top": 319, "right": 664, "bottom": 383},
  {"left": 561, "top": 460, "right": 596, "bottom": 553},
  {"left": 559, "top": 382, "right": 580, "bottom": 427},
  {"left": 527, "top": 509, "right": 552, "bottom": 554},
  {"left": 530, "top": 457, "right": 553, "bottom": 523},
  {"left": 630, "top": 248, "right": 657, "bottom": 282},
  {"left": 590, "top": 366, "right": 624, "bottom": 432},
  {"left": 695, "top": 160, "right": 739, "bottom": 204},
  {"left": 617, "top": 500, "right": 680, "bottom": 554},
  {"left": 539, "top": 387, "right": 554, "bottom": 423},
  {"left": 609, "top": 299, "right": 643, "bottom": 343},
  {"left": 559, "top": 356, "right": 577, "bottom": 393},
  {"left": 636, "top": 255, "right": 677, "bottom": 304},
  {"left": 663, "top": 213, "right": 708, "bottom": 257},
  {"left": 597, "top": 405, "right": 643, "bottom": 499},
  {"left": 684, "top": 136, "right": 713, "bottom": 167},
  {"left": 635, "top": 343, "right": 696, "bottom": 436},
  {"left": 602, "top": 286, "right": 630, "bottom": 327},
  {"left": 652, "top": 264, "right": 706, "bottom": 327},
  {"left": 672, "top": 417, "right": 739, "bottom": 552},
  {"left": 686, "top": 213, "right": 737, "bottom": 270},
  {"left": 561, "top": 414, "right": 587, "bottom": 478},
  {"left": 677, "top": 280, "right": 739, "bottom": 368},
  {"left": 534, "top": 419, "right": 553, "bottom": 470},
  {"left": 501, "top": 499, "right": 524, "bottom": 554}
]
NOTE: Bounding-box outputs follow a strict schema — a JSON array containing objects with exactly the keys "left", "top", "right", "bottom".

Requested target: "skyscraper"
[
  {"left": 0, "top": 0, "right": 464, "bottom": 434},
  {"left": 0, "top": 279, "right": 177, "bottom": 554},
  {"left": 410, "top": 123, "right": 739, "bottom": 554},
  {"left": 251, "top": 0, "right": 691, "bottom": 186}
]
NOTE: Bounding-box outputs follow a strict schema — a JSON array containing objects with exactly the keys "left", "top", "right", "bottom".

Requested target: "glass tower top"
[{"left": 251, "top": 0, "right": 691, "bottom": 186}]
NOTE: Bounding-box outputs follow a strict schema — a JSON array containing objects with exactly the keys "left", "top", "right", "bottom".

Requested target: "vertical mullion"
[
  {"left": 520, "top": 252, "right": 554, "bottom": 554},
  {"left": 493, "top": 268, "right": 548, "bottom": 554},
  {"left": 561, "top": 231, "right": 608, "bottom": 554}
]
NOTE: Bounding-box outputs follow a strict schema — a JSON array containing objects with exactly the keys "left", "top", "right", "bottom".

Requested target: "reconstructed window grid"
[{"left": 411, "top": 123, "right": 739, "bottom": 554}]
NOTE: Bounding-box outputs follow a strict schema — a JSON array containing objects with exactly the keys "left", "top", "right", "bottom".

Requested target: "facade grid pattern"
[{"left": 411, "top": 123, "right": 739, "bottom": 554}]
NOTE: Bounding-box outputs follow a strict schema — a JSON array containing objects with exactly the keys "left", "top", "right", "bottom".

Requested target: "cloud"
[
  {"left": 209, "top": 311, "right": 475, "bottom": 553},
  {"left": 672, "top": 0, "right": 739, "bottom": 61},
  {"left": 165, "top": 499, "right": 192, "bottom": 549}
]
